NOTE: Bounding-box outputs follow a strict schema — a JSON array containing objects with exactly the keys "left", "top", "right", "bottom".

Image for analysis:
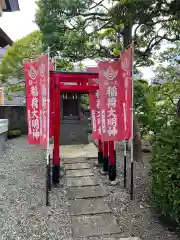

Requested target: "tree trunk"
[{"left": 123, "top": 24, "right": 142, "bottom": 162}]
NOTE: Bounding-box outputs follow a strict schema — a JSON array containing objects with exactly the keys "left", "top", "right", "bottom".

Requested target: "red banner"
[
  {"left": 38, "top": 54, "right": 49, "bottom": 148},
  {"left": 120, "top": 46, "right": 132, "bottom": 140},
  {"left": 87, "top": 67, "right": 101, "bottom": 140},
  {"left": 24, "top": 61, "right": 40, "bottom": 144},
  {"left": 49, "top": 61, "right": 54, "bottom": 138},
  {"left": 98, "top": 61, "right": 125, "bottom": 141}
]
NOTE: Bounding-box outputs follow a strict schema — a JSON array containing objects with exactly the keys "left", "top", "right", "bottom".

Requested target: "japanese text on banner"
[
  {"left": 98, "top": 62, "right": 125, "bottom": 141},
  {"left": 39, "top": 54, "right": 49, "bottom": 148},
  {"left": 87, "top": 67, "right": 101, "bottom": 140},
  {"left": 24, "top": 62, "right": 40, "bottom": 144},
  {"left": 121, "top": 46, "right": 132, "bottom": 140}
]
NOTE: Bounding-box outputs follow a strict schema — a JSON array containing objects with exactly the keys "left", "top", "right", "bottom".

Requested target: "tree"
[
  {"left": 35, "top": 0, "right": 180, "bottom": 160},
  {"left": 0, "top": 31, "right": 43, "bottom": 84},
  {"left": 0, "top": 30, "right": 75, "bottom": 97},
  {"left": 35, "top": 0, "right": 180, "bottom": 63}
]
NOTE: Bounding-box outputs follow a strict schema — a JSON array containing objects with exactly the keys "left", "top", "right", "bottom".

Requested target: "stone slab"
[
  {"left": 120, "top": 238, "right": 141, "bottom": 240},
  {"left": 72, "top": 215, "right": 121, "bottom": 237},
  {"left": 69, "top": 198, "right": 111, "bottom": 216},
  {"left": 65, "top": 162, "right": 90, "bottom": 170},
  {"left": 66, "top": 169, "right": 93, "bottom": 178},
  {"left": 67, "top": 177, "right": 99, "bottom": 187},
  {"left": 68, "top": 186, "right": 107, "bottom": 199},
  {"left": 64, "top": 158, "right": 87, "bottom": 164}
]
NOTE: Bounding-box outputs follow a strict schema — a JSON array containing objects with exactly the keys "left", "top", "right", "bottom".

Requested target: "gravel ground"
[
  {"left": 89, "top": 142, "right": 179, "bottom": 240},
  {"left": 0, "top": 136, "right": 72, "bottom": 240},
  {"left": 1, "top": 136, "right": 179, "bottom": 240}
]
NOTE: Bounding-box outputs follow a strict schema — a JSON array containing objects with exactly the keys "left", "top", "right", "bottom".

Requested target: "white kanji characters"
[
  {"left": 40, "top": 110, "right": 43, "bottom": 136},
  {"left": 107, "top": 127, "right": 118, "bottom": 136},
  {"left": 101, "top": 110, "right": 106, "bottom": 134},
  {"left": 97, "top": 111, "right": 101, "bottom": 125},
  {"left": 91, "top": 110, "right": 97, "bottom": 132},
  {"left": 31, "top": 97, "right": 38, "bottom": 109},
  {"left": 32, "top": 129, "right": 40, "bottom": 139},
  {"left": 107, "top": 97, "right": 117, "bottom": 108},
  {"left": 42, "top": 97, "right": 46, "bottom": 109},
  {"left": 95, "top": 90, "right": 100, "bottom": 99},
  {"left": 30, "top": 85, "right": 38, "bottom": 97},
  {"left": 32, "top": 118, "right": 39, "bottom": 129},
  {"left": 98, "top": 126, "right": 101, "bottom": 134},
  {"left": 107, "top": 117, "right": 117, "bottom": 127},
  {"left": 107, "top": 107, "right": 116, "bottom": 118},
  {"left": 31, "top": 108, "right": 39, "bottom": 119},
  {"left": 43, "top": 114, "right": 47, "bottom": 133},
  {"left": 42, "top": 84, "right": 46, "bottom": 97},
  {"left": 106, "top": 86, "right": 117, "bottom": 98},
  {"left": 96, "top": 98, "right": 100, "bottom": 109},
  {"left": 29, "top": 80, "right": 33, "bottom": 86}
]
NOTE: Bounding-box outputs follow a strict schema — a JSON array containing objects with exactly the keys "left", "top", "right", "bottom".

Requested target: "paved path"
[{"left": 63, "top": 156, "right": 139, "bottom": 240}]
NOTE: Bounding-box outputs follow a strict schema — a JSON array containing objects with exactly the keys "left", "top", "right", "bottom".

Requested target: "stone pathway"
[{"left": 64, "top": 157, "right": 139, "bottom": 240}]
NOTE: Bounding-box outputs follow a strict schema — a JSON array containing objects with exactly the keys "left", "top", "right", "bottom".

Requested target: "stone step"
[
  {"left": 67, "top": 177, "right": 99, "bottom": 187},
  {"left": 71, "top": 214, "right": 121, "bottom": 238},
  {"left": 65, "top": 162, "right": 90, "bottom": 170},
  {"left": 69, "top": 198, "right": 111, "bottom": 216},
  {"left": 66, "top": 169, "right": 94, "bottom": 178},
  {"left": 68, "top": 186, "right": 107, "bottom": 199},
  {"left": 64, "top": 157, "right": 88, "bottom": 164}
]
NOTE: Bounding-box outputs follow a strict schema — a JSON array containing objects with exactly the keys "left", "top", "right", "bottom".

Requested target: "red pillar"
[
  {"left": 103, "top": 141, "right": 108, "bottom": 172},
  {"left": 98, "top": 139, "right": 103, "bottom": 164},
  {"left": 108, "top": 141, "right": 116, "bottom": 182},
  {"left": 52, "top": 75, "right": 60, "bottom": 184}
]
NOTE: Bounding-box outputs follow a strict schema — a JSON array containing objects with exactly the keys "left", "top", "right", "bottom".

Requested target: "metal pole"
[
  {"left": 124, "top": 140, "right": 127, "bottom": 188},
  {"left": 46, "top": 46, "right": 51, "bottom": 206},
  {"left": 130, "top": 42, "right": 134, "bottom": 200}
]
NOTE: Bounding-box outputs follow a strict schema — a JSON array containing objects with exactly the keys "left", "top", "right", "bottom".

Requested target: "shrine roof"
[
  {"left": 0, "top": 28, "right": 13, "bottom": 47},
  {"left": 50, "top": 70, "right": 99, "bottom": 82}
]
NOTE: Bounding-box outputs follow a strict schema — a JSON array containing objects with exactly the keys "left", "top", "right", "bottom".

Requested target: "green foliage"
[
  {"left": 35, "top": 0, "right": 180, "bottom": 65},
  {"left": 149, "top": 43, "right": 180, "bottom": 224},
  {"left": 0, "top": 31, "right": 43, "bottom": 83},
  {"left": 81, "top": 94, "right": 89, "bottom": 108},
  {"left": 151, "top": 118, "right": 180, "bottom": 223}
]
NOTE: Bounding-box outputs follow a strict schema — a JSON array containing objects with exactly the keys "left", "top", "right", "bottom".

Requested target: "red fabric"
[
  {"left": 120, "top": 47, "right": 132, "bottom": 140},
  {"left": 49, "top": 62, "right": 54, "bottom": 138},
  {"left": 87, "top": 67, "right": 101, "bottom": 140},
  {"left": 24, "top": 61, "right": 40, "bottom": 144},
  {"left": 38, "top": 54, "right": 49, "bottom": 148},
  {"left": 98, "top": 61, "right": 125, "bottom": 141}
]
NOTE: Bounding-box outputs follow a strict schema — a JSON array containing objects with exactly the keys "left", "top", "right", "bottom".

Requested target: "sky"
[{"left": 0, "top": 0, "right": 166, "bottom": 80}]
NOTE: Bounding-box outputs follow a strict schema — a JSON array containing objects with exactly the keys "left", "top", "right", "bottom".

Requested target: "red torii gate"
[{"left": 49, "top": 71, "right": 99, "bottom": 184}]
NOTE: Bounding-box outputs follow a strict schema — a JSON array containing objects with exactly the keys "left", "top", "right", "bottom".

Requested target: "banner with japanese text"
[
  {"left": 38, "top": 54, "right": 50, "bottom": 148},
  {"left": 120, "top": 46, "right": 133, "bottom": 140},
  {"left": 98, "top": 61, "right": 125, "bottom": 141},
  {"left": 24, "top": 61, "right": 40, "bottom": 144},
  {"left": 87, "top": 67, "right": 101, "bottom": 139}
]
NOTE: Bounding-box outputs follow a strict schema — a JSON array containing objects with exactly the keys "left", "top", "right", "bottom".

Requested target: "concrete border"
[{"left": 0, "top": 119, "right": 8, "bottom": 153}]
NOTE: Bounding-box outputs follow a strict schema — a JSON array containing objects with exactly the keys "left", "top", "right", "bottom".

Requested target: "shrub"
[
  {"left": 150, "top": 118, "right": 180, "bottom": 223},
  {"left": 8, "top": 129, "right": 22, "bottom": 139}
]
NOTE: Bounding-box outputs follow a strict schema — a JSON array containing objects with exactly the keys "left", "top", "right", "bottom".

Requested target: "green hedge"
[
  {"left": 8, "top": 129, "right": 22, "bottom": 139},
  {"left": 150, "top": 118, "right": 180, "bottom": 224}
]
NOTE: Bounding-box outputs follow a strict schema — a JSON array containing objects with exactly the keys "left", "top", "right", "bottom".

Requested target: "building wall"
[{"left": 0, "top": 106, "right": 27, "bottom": 134}]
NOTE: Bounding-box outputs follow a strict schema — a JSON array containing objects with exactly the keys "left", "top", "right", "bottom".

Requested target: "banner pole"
[
  {"left": 130, "top": 42, "right": 134, "bottom": 200},
  {"left": 46, "top": 46, "right": 51, "bottom": 206}
]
